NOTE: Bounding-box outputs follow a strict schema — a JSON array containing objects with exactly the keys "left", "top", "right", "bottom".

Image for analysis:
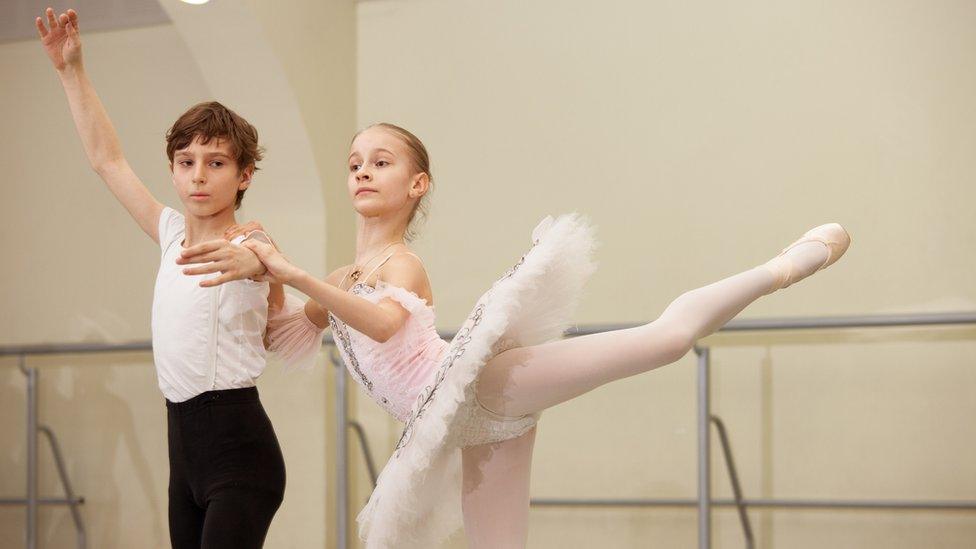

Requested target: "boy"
[{"left": 37, "top": 8, "right": 295, "bottom": 548}]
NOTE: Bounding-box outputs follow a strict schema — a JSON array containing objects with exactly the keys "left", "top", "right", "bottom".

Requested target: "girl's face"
[
  {"left": 171, "top": 135, "right": 250, "bottom": 217},
  {"left": 347, "top": 128, "right": 425, "bottom": 220}
]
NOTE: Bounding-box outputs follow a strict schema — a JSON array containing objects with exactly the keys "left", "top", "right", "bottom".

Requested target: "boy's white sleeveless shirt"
[{"left": 151, "top": 207, "right": 271, "bottom": 402}]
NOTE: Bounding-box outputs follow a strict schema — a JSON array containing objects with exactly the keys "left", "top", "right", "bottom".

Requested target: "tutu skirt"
[{"left": 357, "top": 214, "right": 598, "bottom": 548}]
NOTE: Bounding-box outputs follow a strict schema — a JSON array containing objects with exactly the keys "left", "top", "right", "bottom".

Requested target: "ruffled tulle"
[
  {"left": 373, "top": 280, "right": 436, "bottom": 327},
  {"left": 357, "top": 213, "right": 598, "bottom": 548},
  {"left": 266, "top": 293, "right": 324, "bottom": 371}
]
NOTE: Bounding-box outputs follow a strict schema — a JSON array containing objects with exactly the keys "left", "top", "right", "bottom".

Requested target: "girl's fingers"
[
  {"left": 67, "top": 9, "right": 78, "bottom": 29},
  {"left": 227, "top": 222, "right": 261, "bottom": 241},
  {"left": 35, "top": 17, "right": 48, "bottom": 38},
  {"left": 59, "top": 13, "right": 68, "bottom": 26},
  {"left": 243, "top": 240, "right": 273, "bottom": 256},
  {"left": 46, "top": 8, "right": 58, "bottom": 29},
  {"left": 240, "top": 240, "right": 265, "bottom": 256}
]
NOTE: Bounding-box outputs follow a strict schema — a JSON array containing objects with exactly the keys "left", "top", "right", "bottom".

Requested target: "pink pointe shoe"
[{"left": 764, "top": 223, "right": 852, "bottom": 292}]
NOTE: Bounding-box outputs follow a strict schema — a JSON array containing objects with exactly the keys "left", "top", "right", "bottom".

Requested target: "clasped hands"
[{"left": 176, "top": 222, "right": 296, "bottom": 287}]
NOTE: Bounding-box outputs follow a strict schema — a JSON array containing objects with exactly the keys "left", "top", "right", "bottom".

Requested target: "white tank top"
[{"left": 151, "top": 207, "right": 271, "bottom": 402}]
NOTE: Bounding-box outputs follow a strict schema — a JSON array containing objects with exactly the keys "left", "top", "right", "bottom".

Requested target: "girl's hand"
[
  {"left": 36, "top": 8, "right": 82, "bottom": 73},
  {"left": 240, "top": 240, "right": 302, "bottom": 285},
  {"left": 224, "top": 221, "right": 270, "bottom": 244},
  {"left": 177, "top": 239, "right": 268, "bottom": 288}
]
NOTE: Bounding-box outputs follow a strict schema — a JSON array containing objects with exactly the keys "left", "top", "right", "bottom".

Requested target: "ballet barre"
[
  {"left": 3, "top": 311, "right": 974, "bottom": 549},
  {"left": 1, "top": 342, "right": 158, "bottom": 549}
]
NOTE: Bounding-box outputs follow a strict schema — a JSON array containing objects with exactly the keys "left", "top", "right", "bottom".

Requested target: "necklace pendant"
[{"left": 349, "top": 269, "right": 362, "bottom": 281}]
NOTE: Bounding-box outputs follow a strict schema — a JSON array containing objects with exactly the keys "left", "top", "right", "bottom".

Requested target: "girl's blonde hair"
[{"left": 356, "top": 123, "right": 432, "bottom": 242}]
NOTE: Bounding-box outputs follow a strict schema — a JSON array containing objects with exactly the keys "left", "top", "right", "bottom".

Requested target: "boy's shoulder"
[
  {"left": 160, "top": 205, "right": 185, "bottom": 222},
  {"left": 158, "top": 206, "right": 186, "bottom": 252}
]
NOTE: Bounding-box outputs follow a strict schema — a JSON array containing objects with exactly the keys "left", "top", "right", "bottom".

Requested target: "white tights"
[{"left": 461, "top": 240, "right": 830, "bottom": 548}]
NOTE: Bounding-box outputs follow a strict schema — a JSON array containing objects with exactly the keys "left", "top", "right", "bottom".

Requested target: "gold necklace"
[{"left": 348, "top": 241, "right": 402, "bottom": 282}]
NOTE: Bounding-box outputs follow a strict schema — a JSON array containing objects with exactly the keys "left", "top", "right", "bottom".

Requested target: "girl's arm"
[
  {"left": 243, "top": 240, "right": 427, "bottom": 343},
  {"left": 262, "top": 268, "right": 345, "bottom": 364},
  {"left": 267, "top": 282, "right": 286, "bottom": 317},
  {"left": 303, "top": 299, "right": 329, "bottom": 329},
  {"left": 294, "top": 254, "right": 428, "bottom": 341},
  {"left": 274, "top": 267, "right": 346, "bottom": 331},
  {"left": 37, "top": 9, "right": 163, "bottom": 242}
]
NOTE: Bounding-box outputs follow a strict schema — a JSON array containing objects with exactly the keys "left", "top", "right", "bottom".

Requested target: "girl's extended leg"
[
  {"left": 477, "top": 225, "right": 849, "bottom": 417},
  {"left": 461, "top": 427, "right": 537, "bottom": 549}
]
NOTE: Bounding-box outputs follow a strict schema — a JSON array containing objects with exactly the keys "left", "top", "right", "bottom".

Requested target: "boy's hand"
[
  {"left": 177, "top": 240, "right": 268, "bottom": 288},
  {"left": 36, "top": 8, "right": 82, "bottom": 73}
]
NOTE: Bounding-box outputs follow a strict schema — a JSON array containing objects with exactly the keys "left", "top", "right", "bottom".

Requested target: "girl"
[{"left": 181, "top": 123, "right": 850, "bottom": 548}]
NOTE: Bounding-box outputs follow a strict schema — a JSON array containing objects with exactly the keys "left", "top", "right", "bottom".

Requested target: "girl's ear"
[{"left": 410, "top": 172, "right": 430, "bottom": 198}]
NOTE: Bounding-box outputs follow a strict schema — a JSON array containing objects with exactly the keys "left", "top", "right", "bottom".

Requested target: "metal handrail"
[
  {"left": 527, "top": 497, "right": 976, "bottom": 510},
  {"left": 532, "top": 414, "right": 759, "bottom": 548},
  {"left": 348, "top": 421, "right": 379, "bottom": 489},
  {"left": 3, "top": 311, "right": 972, "bottom": 357},
  {"left": 710, "top": 415, "right": 754, "bottom": 549},
  {"left": 1, "top": 357, "right": 88, "bottom": 549},
  {"left": 38, "top": 426, "right": 87, "bottom": 549},
  {"left": 4, "top": 310, "right": 975, "bottom": 357},
  {"left": 3, "top": 311, "right": 975, "bottom": 549}
]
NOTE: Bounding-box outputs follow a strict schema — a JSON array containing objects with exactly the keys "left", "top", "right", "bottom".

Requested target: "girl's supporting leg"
[{"left": 461, "top": 427, "right": 537, "bottom": 549}]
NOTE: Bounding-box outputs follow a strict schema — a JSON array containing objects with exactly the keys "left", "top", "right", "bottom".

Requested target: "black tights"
[{"left": 167, "top": 387, "right": 285, "bottom": 549}]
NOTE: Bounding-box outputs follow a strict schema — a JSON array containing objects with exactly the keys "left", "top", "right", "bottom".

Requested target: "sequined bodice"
[{"left": 329, "top": 281, "right": 450, "bottom": 421}]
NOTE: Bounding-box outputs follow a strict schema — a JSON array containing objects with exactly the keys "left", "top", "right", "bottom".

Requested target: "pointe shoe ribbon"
[{"left": 767, "top": 223, "right": 851, "bottom": 291}]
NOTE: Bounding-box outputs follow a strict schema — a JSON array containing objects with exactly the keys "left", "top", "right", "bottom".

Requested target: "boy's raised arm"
[{"left": 37, "top": 8, "right": 163, "bottom": 243}]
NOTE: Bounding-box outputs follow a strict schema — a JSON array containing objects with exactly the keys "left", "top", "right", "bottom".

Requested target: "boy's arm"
[{"left": 38, "top": 9, "right": 164, "bottom": 243}]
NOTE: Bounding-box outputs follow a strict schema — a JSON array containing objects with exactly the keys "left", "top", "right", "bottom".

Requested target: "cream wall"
[
  {"left": 353, "top": 1, "right": 976, "bottom": 548},
  {"left": 240, "top": 0, "right": 359, "bottom": 273}
]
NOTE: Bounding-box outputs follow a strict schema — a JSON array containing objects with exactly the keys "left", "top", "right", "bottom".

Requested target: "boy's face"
[{"left": 170, "top": 135, "right": 250, "bottom": 217}]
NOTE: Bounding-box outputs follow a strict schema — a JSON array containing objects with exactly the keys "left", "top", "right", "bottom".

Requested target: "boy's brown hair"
[{"left": 165, "top": 101, "right": 264, "bottom": 210}]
